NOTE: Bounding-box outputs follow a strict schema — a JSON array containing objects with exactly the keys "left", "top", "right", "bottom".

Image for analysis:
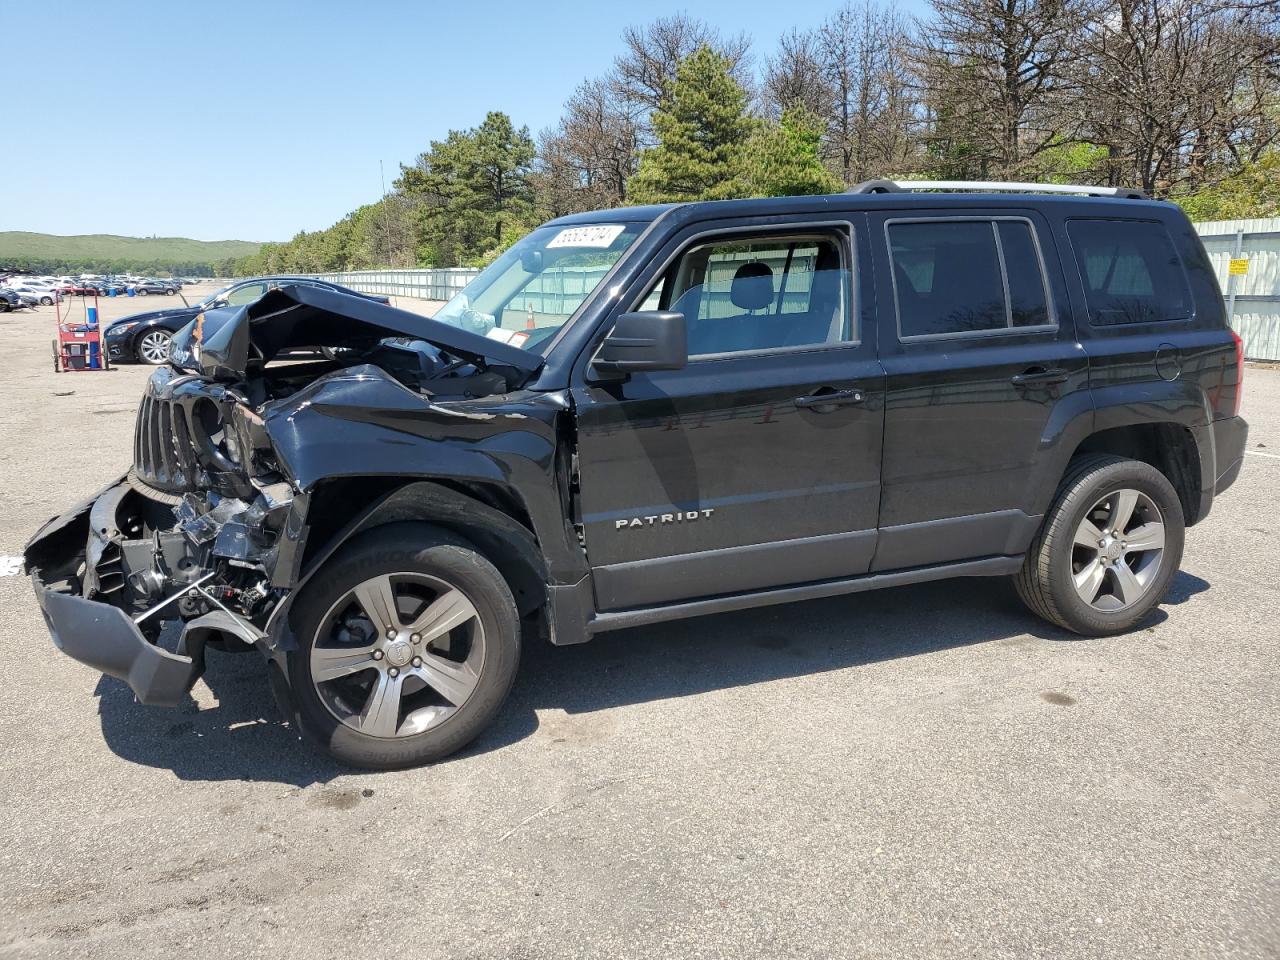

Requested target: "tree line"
[
  {"left": 228, "top": 0, "right": 1280, "bottom": 277},
  {"left": 2, "top": 257, "right": 218, "bottom": 277}
]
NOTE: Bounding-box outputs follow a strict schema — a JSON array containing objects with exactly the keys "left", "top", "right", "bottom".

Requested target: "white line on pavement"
[
  {"left": 1246, "top": 450, "right": 1280, "bottom": 460},
  {"left": 0, "top": 557, "right": 22, "bottom": 577}
]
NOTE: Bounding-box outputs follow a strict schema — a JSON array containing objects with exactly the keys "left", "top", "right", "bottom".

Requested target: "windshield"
[
  {"left": 198, "top": 284, "right": 234, "bottom": 308},
  {"left": 432, "top": 222, "right": 643, "bottom": 353}
]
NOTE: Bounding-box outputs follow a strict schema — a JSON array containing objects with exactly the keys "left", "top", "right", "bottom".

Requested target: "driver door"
[{"left": 571, "top": 218, "right": 886, "bottom": 611}]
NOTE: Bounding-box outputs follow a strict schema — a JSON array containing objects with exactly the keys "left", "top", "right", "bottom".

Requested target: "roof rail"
[{"left": 849, "top": 179, "right": 1148, "bottom": 200}]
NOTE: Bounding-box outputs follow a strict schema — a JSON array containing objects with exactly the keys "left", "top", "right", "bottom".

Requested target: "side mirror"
[{"left": 591, "top": 311, "right": 687, "bottom": 376}]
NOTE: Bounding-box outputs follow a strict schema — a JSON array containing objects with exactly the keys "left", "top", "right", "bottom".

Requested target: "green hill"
[{"left": 0, "top": 232, "right": 264, "bottom": 275}]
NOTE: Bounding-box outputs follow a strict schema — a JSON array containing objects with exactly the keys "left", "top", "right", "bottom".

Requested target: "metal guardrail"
[{"left": 314, "top": 269, "right": 479, "bottom": 303}]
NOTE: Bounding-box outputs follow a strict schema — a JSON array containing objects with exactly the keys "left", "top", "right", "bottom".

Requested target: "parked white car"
[{"left": 6, "top": 281, "right": 62, "bottom": 305}]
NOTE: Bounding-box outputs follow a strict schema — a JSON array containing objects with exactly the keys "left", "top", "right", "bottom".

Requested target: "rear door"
[
  {"left": 571, "top": 216, "right": 886, "bottom": 611},
  {"left": 867, "top": 208, "right": 1090, "bottom": 570},
  {"left": 1061, "top": 213, "right": 1235, "bottom": 411}
]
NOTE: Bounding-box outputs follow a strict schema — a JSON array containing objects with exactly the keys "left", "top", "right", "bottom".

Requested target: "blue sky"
[{"left": 6, "top": 0, "right": 927, "bottom": 242}]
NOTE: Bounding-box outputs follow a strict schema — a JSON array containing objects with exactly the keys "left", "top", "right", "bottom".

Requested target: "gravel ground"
[{"left": 0, "top": 293, "right": 1276, "bottom": 959}]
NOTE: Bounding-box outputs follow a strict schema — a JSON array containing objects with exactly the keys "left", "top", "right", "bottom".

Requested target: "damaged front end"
[
  {"left": 24, "top": 283, "right": 543, "bottom": 707},
  {"left": 25, "top": 477, "right": 276, "bottom": 706}
]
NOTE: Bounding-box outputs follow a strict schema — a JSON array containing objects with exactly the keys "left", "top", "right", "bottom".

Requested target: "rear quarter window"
[{"left": 1066, "top": 219, "right": 1193, "bottom": 325}]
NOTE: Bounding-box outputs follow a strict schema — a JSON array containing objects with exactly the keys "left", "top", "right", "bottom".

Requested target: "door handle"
[
  {"left": 1010, "top": 367, "right": 1069, "bottom": 387},
  {"left": 794, "top": 388, "right": 865, "bottom": 410}
]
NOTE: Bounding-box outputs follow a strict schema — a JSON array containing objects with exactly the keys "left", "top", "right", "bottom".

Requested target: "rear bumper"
[
  {"left": 24, "top": 481, "right": 207, "bottom": 707},
  {"left": 1213, "top": 416, "right": 1248, "bottom": 495}
]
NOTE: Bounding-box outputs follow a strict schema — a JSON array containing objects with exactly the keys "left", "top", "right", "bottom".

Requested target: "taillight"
[{"left": 1231, "top": 329, "right": 1244, "bottom": 417}]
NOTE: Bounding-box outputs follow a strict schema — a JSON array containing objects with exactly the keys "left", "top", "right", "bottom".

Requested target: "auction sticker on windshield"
[{"left": 547, "top": 225, "right": 626, "bottom": 249}]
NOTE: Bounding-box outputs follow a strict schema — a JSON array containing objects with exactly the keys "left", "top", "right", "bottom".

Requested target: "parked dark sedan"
[
  {"left": 103, "top": 276, "right": 392, "bottom": 363},
  {"left": 132, "top": 280, "right": 179, "bottom": 296},
  {"left": 0, "top": 288, "right": 21, "bottom": 312}
]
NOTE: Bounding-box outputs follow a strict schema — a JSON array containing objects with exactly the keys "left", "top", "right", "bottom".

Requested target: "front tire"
[
  {"left": 39, "top": 296, "right": 53, "bottom": 306},
  {"left": 287, "top": 523, "right": 521, "bottom": 769},
  {"left": 1015, "top": 455, "right": 1184, "bottom": 636},
  {"left": 136, "top": 329, "right": 172, "bottom": 364}
]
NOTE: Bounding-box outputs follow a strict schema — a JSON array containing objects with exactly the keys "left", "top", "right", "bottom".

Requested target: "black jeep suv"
[{"left": 25, "top": 182, "right": 1247, "bottom": 769}]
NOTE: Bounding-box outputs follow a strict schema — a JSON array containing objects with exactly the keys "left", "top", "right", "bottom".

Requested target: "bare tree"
[
  {"left": 810, "top": 1, "right": 920, "bottom": 183},
  {"left": 914, "top": 0, "right": 1089, "bottom": 179},
  {"left": 1079, "top": 0, "right": 1279, "bottom": 194},
  {"left": 612, "top": 14, "right": 753, "bottom": 114},
  {"left": 536, "top": 77, "right": 641, "bottom": 214},
  {"left": 763, "top": 29, "right": 832, "bottom": 118}
]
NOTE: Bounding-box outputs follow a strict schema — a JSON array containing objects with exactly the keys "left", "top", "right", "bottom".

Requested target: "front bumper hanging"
[
  {"left": 25, "top": 478, "right": 264, "bottom": 707},
  {"left": 31, "top": 571, "right": 207, "bottom": 707}
]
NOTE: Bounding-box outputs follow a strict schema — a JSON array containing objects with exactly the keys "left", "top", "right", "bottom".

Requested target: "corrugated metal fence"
[
  {"left": 1195, "top": 218, "right": 1280, "bottom": 361},
  {"left": 317, "top": 217, "right": 1280, "bottom": 361}
]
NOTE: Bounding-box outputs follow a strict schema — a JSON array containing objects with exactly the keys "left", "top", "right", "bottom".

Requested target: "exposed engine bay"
[{"left": 126, "top": 285, "right": 540, "bottom": 620}]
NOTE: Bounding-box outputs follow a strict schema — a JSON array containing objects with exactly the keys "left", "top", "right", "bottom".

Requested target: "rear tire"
[
  {"left": 1015, "top": 454, "right": 1184, "bottom": 635},
  {"left": 287, "top": 523, "right": 521, "bottom": 769}
]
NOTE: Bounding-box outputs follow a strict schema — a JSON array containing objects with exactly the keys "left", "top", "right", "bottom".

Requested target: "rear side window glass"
[
  {"left": 1066, "top": 219, "right": 1192, "bottom": 325},
  {"left": 887, "top": 219, "right": 1053, "bottom": 339},
  {"left": 998, "top": 221, "right": 1050, "bottom": 328}
]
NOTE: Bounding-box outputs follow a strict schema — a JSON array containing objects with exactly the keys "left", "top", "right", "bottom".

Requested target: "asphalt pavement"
[{"left": 0, "top": 293, "right": 1276, "bottom": 959}]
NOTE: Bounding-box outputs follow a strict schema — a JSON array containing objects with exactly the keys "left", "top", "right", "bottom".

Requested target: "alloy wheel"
[
  {"left": 1070, "top": 488, "right": 1166, "bottom": 611},
  {"left": 310, "top": 573, "right": 487, "bottom": 738},
  {"left": 138, "top": 330, "right": 172, "bottom": 363}
]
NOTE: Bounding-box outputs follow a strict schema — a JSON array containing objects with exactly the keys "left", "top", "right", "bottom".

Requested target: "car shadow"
[{"left": 94, "top": 570, "right": 1210, "bottom": 785}]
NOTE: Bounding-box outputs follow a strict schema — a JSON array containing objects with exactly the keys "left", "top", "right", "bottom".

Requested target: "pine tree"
[
  {"left": 627, "top": 46, "right": 755, "bottom": 203},
  {"left": 398, "top": 112, "right": 536, "bottom": 266},
  {"left": 744, "top": 108, "right": 842, "bottom": 197}
]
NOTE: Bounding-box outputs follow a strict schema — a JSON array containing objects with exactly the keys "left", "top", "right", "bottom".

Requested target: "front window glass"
[
  {"left": 636, "top": 233, "right": 851, "bottom": 357},
  {"left": 432, "top": 223, "right": 643, "bottom": 353}
]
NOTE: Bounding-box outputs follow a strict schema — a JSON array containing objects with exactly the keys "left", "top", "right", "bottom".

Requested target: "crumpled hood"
[{"left": 168, "top": 282, "right": 542, "bottom": 381}]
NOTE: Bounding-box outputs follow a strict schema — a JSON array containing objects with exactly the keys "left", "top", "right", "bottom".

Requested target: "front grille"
[{"left": 133, "top": 391, "right": 199, "bottom": 493}]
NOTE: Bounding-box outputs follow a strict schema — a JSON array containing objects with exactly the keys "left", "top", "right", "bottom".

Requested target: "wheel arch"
[
  {"left": 1065, "top": 420, "right": 1207, "bottom": 526},
  {"left": 297, "top": 476, "right": 549, "bottom": 618}
]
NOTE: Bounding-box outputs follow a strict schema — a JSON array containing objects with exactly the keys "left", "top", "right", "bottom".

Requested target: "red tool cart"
[{"left": 52, "top": 292, "right": 111, "bottom": 372}]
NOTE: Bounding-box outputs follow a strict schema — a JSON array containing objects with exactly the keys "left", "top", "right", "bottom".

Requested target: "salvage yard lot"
[{"left": 0, "top": 294, "right": 1277, "bottom": 959}]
